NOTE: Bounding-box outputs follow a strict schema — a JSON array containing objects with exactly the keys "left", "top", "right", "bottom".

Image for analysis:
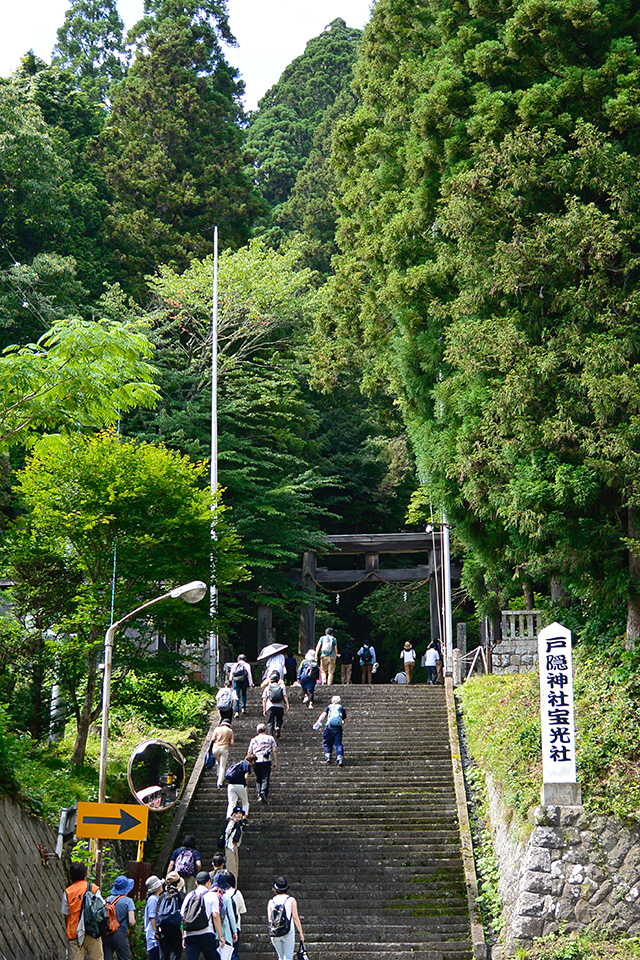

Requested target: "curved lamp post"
[{"left": 95, "top": 580, "right": 207, "bottom": 884}]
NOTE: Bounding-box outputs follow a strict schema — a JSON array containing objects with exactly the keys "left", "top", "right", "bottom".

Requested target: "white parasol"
[{"left": 257, "top": 643, "right": 288, "bottom": 661}]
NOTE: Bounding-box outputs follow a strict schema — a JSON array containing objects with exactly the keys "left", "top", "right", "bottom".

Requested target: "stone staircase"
[{"left": 180, "top": 684, "right": 474, "bottom": 959}]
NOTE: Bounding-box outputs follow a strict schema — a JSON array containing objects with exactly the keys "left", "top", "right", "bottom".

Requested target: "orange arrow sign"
[{"left": 77, "top": 802, "right": 148, "bottom": 841}]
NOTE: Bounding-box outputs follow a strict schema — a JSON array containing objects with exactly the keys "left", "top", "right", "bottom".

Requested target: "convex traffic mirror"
[{"left": 127, "top": 739, "right": 186, "bottom": 812}]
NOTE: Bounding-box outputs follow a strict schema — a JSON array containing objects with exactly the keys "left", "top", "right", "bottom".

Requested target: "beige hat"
[
  {"left": 165, "top": 871, "right": 185, "bottom": 891},
  {"left": 404, "top": 642, "right": 412, "bottom": 650},
  {"left": 306, "top": 650, "right": 317, "bottom": 660}
]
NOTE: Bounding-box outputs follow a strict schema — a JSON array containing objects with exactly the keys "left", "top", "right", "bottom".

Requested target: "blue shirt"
[
  {"left": 144, "top": 894, "right": 159, "bottom": 949},
  {"left": 108, "top": 894, "right": 135, "bottom": 933}
]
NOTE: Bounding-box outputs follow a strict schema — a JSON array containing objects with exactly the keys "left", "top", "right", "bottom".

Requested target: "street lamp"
[{"left": 95, "top": 580, "right": 207, "bottom": 885}]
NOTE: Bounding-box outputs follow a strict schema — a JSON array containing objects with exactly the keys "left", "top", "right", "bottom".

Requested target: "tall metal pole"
[
  {"left": 442, "top": 512, "right": 454, "bottom": 676},
  {"left": 209, "top": 226, "right": 219, "bottom": 687}
]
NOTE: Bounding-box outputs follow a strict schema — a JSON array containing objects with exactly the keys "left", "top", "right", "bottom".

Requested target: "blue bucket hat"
[
  {"left": 212, "top": 872, "right": 231, "bottom": 889},
  {"left": 111, "top": 875, "right": 135, "bottom": 896}
]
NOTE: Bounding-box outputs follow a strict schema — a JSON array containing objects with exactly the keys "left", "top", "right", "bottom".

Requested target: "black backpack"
[
  {"left": 268, "top": 682, "right": 284, "bottom": 703},
  {"left": 182, "top": 890, "right": 209, "bottom": 933},
  {"left": 269, "top": 897, "right": 292, "bottom": 938},
  {"left": 157, "top": 888, "right": 182, "bottom": 929},
  {"left": 360, "top": 645, "right": 373, "bottom": 664},
  {"left": 232, "top": 663, "right": 247, "bottom": 681}
]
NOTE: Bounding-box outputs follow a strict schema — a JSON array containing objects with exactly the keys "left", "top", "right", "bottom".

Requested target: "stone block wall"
[
  {"left": 491, "top": 639, "right": 538, "bottom": 675},
  {"left": 486, "top": 777, "right": 640, "bottom": 956},
  {"left": 0, "top": 794, "right": 68, "bottom": 959}
]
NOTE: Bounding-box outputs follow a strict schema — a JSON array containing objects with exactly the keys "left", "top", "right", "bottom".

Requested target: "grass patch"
[
  {"left": 514, "top": 929, "right": 640, "bottom": 959},
  {"left": 457, "top": 640, "right": 640, "bottom": 827}
]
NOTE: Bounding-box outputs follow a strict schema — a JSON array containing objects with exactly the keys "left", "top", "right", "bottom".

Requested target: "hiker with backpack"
[
  {"left": 297, "top": 650, "right": 319, "bottom": 709},
  {"left": 181, "top": 871, "right": 231, "bottom": 960},
  {"left": 225, "top": 756, "right": 253, "bottom": 818},
  {"left": 219, "top": 870, "right": 246, "bottom": 960},
  {"left": 313, "top": 694, "right": 348, "bottom": 766},
  {"left": 357, "top": 642, "right": 376, "bottom": 685},
  {"left": 62, "top": 860, "right": 105, "bottom": 959},
  {"left": 216, "top": 679, "right": 238, "bottom": 723},
  {"left": 315, "top": 627, "right": 339, "bottom": 685},
  {"left": 144, "top": 876, "right": 164, "bottom": 960},
  {"left": 401, "top": 641, "right": 417, "bottom": 682},
  {"left": 267, "top": 877, "right": 305, "bottom": 960},
  {"left": 102, "top": 876, "right": 136, "bottom": 960},
  {"left": 229, "top": 654, "right": 253, "bottom": 715},
  {"left": 262, "top": 671, "right": 289, "bottom": 738},
  {"left": 208, "top": 718, "right": 234, "bottom": 788},
  {"left": 156, "top": 872, "right": 185, "bottom": 960},
  {"left": 248, "top": 722, "right": 278, "bottom": 803},
  {"left": 167, "top": 835, "right": 202, "bottom": 894},
  {"left": 224, "top": 807, "right": 245, "bottom": 884},
  {"left": 210, "top": 873, "right": 238, "bottom": 958}
]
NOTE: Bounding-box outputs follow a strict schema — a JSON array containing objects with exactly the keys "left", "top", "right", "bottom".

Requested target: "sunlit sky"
[{"left": 0, "top": 0, "right": 373, "bottom": 110}]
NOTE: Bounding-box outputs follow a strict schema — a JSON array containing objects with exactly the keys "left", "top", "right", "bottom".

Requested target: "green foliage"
[
  {"left": 2, "top": 430, "right": 242, "bottom": 764},
  {"left": 358, "top": 583, "right": 431, "bottom": 671},
  {"left": 514, "top": 929, "right": 640, "bottom": 959},
  {"left": 0, "top": 704, "right": 19, "bottom": 795},
  {"left": 0, "top": 317, "right": 158, "bottom": 449},
  {"left": 112, "top": 670, "right": 215, "bottom": 728},
  {"left": 52, "top": 0, "right": 128, "bottom": 103},
  {"left": 248, "top": 19, "right": 362, "bottom": 207},
  {"left": 324, "top": 0, "right": 640, "bottom": 630},
  {"left": 464, "top": 764, "right": 504, "bottom": 934},
  {"left": 100, "top": 0, "right": 262, "bottom": 291}
]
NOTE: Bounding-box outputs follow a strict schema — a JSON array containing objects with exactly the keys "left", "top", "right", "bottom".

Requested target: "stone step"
[{"left": 177, "top": 684, "right": 473, "bottom": 960}]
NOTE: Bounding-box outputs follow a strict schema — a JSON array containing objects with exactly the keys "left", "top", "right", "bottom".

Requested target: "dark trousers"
[
  {"left": 160, "top": 923, "right": 183, "bottom": 960},
  {"left": 300, "top": 678, "right": 316, "bottom": 702},
  {"left": 147, "top": 948, "right": 161, "bottom": 960},
  {"left": 323, "top": 724, "right": 344, "bottom": 760},
  {"left": 361, "top": 663, "right": 372, "bottom": 684},
  {"left": 219, "top": 706, "right": 233, "bottom": 722},
  {"left": 103, "top": 927, "right": 131, "bottom": 960},
  {"left": 233, "top": 680, "right": 248, "bottom": 711},
  {"left": 267, "top": 705, "right": 284, "bottom": 737},
  {"left": 426, "top": 665, "right": 437, "bottom": 684},
  {"left": 184, "top": 933, "right": 218, "bottom": 960},
  {"left": 254, "top": 760, "right": 272, "bottom": 799}
]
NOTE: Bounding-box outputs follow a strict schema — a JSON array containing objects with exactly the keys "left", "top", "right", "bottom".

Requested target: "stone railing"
[{"left": 492, "top": 609, "right": 543, "bottom": 675}]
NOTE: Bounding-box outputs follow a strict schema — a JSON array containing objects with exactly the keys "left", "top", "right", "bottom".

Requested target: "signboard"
[
  {"left": 538, "top": 622, "right": 577, "bottom": 786},
  {"left": 76, "top": 802, "right": 148, "bottom": 841}
]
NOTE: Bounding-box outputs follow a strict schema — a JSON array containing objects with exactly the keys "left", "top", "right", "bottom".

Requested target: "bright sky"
[{"left": 0, "top": 0, "right": 373, "bottom": 111}]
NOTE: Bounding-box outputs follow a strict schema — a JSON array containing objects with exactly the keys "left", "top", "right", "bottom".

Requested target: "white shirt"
[
  {"left": 229, "top": 888, "right": 247, "bottom": 929},
  {"left": 181, "top": 887, "right": 219, "bottom": 938},
  {"left": 216, "top": 687, "right": 238, "bottom": 708},
  {"left": 265, "top": 653, "right": 285, "bottom": 678},
  {"left": 401, "top": 648, "right": 416, "bottom": 663},
  {"left": 425, "top": 648, "right": 440, "bottom": 666}
]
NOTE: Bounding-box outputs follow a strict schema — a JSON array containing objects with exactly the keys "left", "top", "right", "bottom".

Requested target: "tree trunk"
[
  {"left": 29, "top": 622, "right": 45, "bottom": 740},
  {"left": 550, "top": 578, "right": 569, "bottom": 607},
  {"left": 70, "top": 646, "right": 99, "bottom": 766},
  {"left": 523, "top": 581, "right": 535, "bottom": 610},
  {"left": 627, "top": 506, "right": 640, "bottom": 651}
]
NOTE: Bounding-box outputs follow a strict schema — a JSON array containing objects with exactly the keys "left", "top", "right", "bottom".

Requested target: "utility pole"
[{"left": 209, "top": 225, "right": 219, "bottom": 687}]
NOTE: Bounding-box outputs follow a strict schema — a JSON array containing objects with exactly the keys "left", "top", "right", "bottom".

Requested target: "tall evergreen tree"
[
  {"left": 52, "top": 0, "right": 127, "bottom": 103},
  {"left": 247, "top": 19, "right": 362, "bottom": 223},
  {"left": 326, "top": 0, "right": 640, "bottom": 635},
  {"left": 100, "top": 0, "right": 261, "bottom": 292}
]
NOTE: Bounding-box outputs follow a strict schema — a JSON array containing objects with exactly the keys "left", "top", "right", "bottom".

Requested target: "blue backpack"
[{"left": 157, "top": 888, "right": 182, "bottom": 929}]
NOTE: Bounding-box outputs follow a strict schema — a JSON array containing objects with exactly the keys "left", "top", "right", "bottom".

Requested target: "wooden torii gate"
[{"left": 291, "top": 532, "right": 456, "bottom": 654}]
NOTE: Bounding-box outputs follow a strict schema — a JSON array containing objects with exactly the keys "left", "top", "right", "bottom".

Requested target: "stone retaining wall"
[
  {"left": 490, "top": 639, "right": 538, "bottom": 675},
  {"left": 0, "top": 794, "right": 68, "bottom": 959},
  {"left": 486, "top": 777, "right": 640, "bottom": 956}
]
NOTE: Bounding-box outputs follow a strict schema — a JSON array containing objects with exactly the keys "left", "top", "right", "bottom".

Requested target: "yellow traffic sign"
[{"left": 77, "top": 802, "right": 148, "bottom": 841}]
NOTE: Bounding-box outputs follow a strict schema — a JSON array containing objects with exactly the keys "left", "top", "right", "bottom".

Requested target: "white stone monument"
[{"left": 538, "top": 621, "right": 582, "bottom": 806}]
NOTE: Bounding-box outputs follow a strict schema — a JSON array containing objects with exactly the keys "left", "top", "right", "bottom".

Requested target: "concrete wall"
[
  {"left": 0, "top": 794, "right": 68, "bottom": 960},
  {"left": 486, "top": 777, "right": 640, "bottom": 956}
]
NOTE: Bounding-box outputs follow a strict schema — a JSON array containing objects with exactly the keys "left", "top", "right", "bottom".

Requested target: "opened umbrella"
[{"left": 257, "top": 643, "right": 288, "bottom": 661}]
